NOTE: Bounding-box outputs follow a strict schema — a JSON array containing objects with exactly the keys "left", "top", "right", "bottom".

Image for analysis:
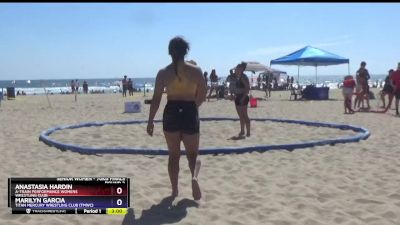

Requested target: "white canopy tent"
[{"left": 231, "top": 61, "right": 287, "bottom": 88}]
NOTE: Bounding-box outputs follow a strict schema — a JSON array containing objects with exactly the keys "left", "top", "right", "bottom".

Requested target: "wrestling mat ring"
[{"left": 39, "top": 117, "right": 370, "bottom": 155}]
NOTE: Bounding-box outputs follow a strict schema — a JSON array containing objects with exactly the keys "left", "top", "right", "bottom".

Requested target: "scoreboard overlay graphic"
[{"left": 8, "top": 177, "right": 130, "bottom": 214}]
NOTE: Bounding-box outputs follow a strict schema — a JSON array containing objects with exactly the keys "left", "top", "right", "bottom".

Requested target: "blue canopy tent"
[{"left": 270, "top": 46, "right": 350, "bottom": 84}]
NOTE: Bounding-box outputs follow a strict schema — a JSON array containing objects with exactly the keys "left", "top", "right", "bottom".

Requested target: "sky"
[{"left": 0, "top": 3, "right": 399, "bottom": 80}]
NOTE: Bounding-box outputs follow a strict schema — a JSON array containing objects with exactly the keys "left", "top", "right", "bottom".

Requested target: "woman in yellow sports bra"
[
  {"left": 147, "top": 36, "right": 207, "bottom": 200},
  {"left": 165, "top": 70, "right": 198, "bottom": 97}
]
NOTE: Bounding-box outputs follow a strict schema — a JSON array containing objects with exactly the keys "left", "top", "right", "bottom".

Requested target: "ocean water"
[
  {"left": 0, "top": 74, "right": 387, "bottom": 95},
  {"left": 0, "top": 78, "right": 155, "bottom": 95}
]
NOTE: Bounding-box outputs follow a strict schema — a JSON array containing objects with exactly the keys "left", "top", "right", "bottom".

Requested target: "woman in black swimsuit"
[{"left": 234, "top": 62, "right": 251, "bottom": 137}]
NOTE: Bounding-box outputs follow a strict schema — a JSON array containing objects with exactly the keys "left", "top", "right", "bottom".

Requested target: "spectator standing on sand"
[
  {"left": 74, "top": 80, "right": 79, "bottom": 93},
  {"left": 342, "top": 75, "right": 356, "bottom": 114},
  {"left": 207, "top": 69, "right": 219, "bottom": 101},
  {"left": 355, "top": 61, "right": 370, "bottom": 109},
  {"left": 233, "top": 62, "right": 251, "bottom": 138},
  {"left": 128, "top": 78, "right": 134, "bottom": 96},
  {"left": 83, "top": 81, "right": 88, "bottom": 94},
  {"left": 122, "top": 75, "right": 128, "bottom": 97},
  {"left": 391, "top": 62, "right": 400, "bottom": 115},
  {"left": 225, "top": 69, "right": 237, "bottom": 99},
  {"left": 70, "top": 80, "right": 75, "bottom": 93},
  {"left": 380, "top": 69, "right": 394, "bottom": 109}
]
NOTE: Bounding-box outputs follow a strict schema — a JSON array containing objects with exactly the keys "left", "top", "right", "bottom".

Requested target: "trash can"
[{"left": 7, "top": 87, "right": 15, "bottom": 100}]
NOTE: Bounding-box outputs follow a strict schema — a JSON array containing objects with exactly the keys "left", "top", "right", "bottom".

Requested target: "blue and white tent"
[{"left": 270, "top": 46, "right": 349, "bottom": 83}]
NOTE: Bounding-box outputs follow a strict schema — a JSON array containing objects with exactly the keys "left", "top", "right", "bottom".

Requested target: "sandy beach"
[{"left": 1, "top": 88, "right": 400, "bottom": 225}]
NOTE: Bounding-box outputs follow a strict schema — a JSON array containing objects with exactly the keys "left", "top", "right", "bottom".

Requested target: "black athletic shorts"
[
  {"left": 382, "top": 85, "right": 393, "bottom": 94},
  {"left": 235, "top": 94, "right": 249, "bottom": 106},
  {"left": 163, "top": 100, "right": 199, "bottom": 134}
]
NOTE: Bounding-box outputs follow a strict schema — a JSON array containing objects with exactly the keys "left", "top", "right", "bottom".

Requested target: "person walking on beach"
[
  {"left": 234, "top": 62, "right": 251, "bottom": 137},
  {"left": 147, "top": 36, "right": 207, "bottom": 200},
  {"left": 207, "top": 69, "right": 219, "bottom": 101},
  {"left": 391, "top": 62, "right": 400, "bottom": 115},
  {"left": 122, "top": 75, "right": 128, "bottom": 97}
]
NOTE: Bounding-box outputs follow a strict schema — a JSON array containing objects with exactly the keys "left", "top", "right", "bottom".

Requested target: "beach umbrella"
[
  {"left": 270, "top": 46, "right": 349, "bottom": 83},
  {"left": 231, "top": 61, "right": 269, "bottom": 87},
  {"left": 243, "top": 61, "right": 268, "bottom": 73},
  {"left": 232, "top": 61, "right": 268, "bottom": 73},
  {"left": 262, "top": 66, "right": 287, "bottom": 75},
  {"left": 269, "top": 67, "right": 287, "bottom": 74}
]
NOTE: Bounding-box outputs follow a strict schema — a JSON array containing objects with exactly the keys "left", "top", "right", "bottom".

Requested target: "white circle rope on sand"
[{"left": 39, "top": 117, "right": 370, "bottom": 155}]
